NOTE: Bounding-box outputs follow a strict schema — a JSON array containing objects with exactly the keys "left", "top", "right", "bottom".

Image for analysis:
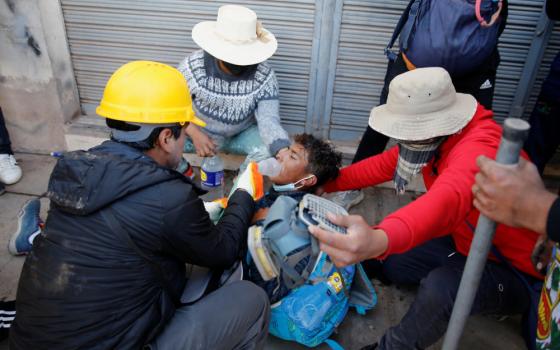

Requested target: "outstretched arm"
[
  {"left": 254, "top": 72, "right": 290, "bottom": 155},
  {"left": 309, "top": 213, "right": 388, "bottom": 267}
]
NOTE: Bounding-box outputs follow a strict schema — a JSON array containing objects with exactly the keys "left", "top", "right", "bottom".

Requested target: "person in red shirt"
[{"left": 310, "top": 67, "right": 542, "bottom": 350}]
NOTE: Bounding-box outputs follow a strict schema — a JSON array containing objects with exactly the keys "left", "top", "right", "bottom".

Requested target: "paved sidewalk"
[{"left": 0, "top": 153, "right": 525, "bottom": 350}]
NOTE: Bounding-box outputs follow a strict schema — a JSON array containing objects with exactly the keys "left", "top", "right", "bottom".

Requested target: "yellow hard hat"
[{"left": 96, "top": 60, "right": 206, "bottom": 127}]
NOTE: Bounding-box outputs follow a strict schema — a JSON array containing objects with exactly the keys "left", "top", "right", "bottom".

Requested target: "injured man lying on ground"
[{"left": 204, "top": 133, "right": 377, "bottom": 347}]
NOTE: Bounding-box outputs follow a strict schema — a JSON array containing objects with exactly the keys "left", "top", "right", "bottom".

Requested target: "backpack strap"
[
  {"left": 101, "top": 208, "right": 181, "bottom": 306},
  {"left": 324, "top": 339, "right": 345, "bottom": 350},
  {"left": 385, "top": 0, "right": 417, "bottom": 61},
  {"left": 476, "top": 0, "right": 503, "bottom": 27}
]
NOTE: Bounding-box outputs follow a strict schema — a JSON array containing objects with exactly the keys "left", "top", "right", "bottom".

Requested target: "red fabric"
[{"left": 325, "top": 104, "right": 542, "bottom": 279}]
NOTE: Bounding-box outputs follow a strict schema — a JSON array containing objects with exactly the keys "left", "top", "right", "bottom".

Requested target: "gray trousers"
[{"left": 149, "top": 280, "right": 270, "bottom": 350}]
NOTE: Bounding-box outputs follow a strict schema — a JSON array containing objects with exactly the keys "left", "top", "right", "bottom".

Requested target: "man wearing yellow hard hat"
[{"left": 10, "top": 61, "right": 270, "bottom": 350}]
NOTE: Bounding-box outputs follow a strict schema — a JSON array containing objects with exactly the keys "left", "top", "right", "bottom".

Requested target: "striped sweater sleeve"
[{"left": 254, "top": 70, "right": 290, "bottom": 155}]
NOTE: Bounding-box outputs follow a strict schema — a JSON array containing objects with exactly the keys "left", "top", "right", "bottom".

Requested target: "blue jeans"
[
  {"left": 184, "top": 125, "right": 271, "bottom": 171},
  {"left": 377, "top": 236, "right": 535, "bottom": 350}
]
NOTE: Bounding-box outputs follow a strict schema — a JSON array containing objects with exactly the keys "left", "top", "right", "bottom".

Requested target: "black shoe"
[
  {"left": 360, "top": 343, "right": 378, "bottom": 350},
  {"left": 0, "top": 182, "right": 5, "bottom": 196}
]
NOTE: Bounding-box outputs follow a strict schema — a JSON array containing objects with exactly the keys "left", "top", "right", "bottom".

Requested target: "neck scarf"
[{"left": 394, "top": 139, "right": 443, "bottom": 195}]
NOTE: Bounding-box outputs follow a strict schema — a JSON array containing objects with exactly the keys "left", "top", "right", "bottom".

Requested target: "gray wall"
[{"left": 0, "top": 0, "right": 80, "bottom": 153}]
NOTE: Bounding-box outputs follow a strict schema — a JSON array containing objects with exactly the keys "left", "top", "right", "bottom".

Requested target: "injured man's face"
[{"left": 269, "top": 142, "right": 314, "bottom": 188}]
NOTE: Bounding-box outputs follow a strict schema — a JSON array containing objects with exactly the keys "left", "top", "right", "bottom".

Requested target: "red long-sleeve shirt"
[{"left": 325, "top": 105, "right": 542, "bottom": 279}]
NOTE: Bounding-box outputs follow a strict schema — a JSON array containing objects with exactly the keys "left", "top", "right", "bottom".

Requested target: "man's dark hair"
[
  {"left": 106, "top": 119, "right": 183, "bottom": 150},
  {"left": 293, "top": 133, "right": 342, "bottom": 189}
]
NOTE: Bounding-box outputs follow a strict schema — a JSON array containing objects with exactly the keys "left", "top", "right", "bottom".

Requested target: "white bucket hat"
[
  {"left": 192, "top": 5, "right": 278, "bottom": 66},
  {"left": 369, "top": 67, "right": 477, "bottom": 141}
]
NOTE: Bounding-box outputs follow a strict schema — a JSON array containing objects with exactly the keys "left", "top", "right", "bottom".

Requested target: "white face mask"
[{"left": 272, "top": 175, "right": 315, "bottom": 192}]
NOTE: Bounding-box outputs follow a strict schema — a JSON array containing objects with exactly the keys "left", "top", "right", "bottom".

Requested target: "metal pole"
[{"left": 441, "top": 118, "right": 530, "bottom": 350}]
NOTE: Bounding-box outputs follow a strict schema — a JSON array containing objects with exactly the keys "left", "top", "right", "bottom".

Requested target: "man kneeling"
[{"left": 10, "top": 61, "right": 269, "bottom": 350}]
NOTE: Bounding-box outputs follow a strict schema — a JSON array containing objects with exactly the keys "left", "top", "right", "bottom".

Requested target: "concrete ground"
[{"left": 0, "top": 153, "right": 526, "bottom": 350}]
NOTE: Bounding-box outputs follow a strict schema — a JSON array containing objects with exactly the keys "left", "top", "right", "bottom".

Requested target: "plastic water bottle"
[
  {"left": 200, "top": 155, "right": 225, "bottom": 201},
  {"left": 257, "top": 157, "right": 282, "bottom": 177}
]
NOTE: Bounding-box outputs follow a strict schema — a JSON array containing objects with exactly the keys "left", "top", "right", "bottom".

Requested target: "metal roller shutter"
[
  {"left": 61, "top": 0, "right": 558, "bottom": 141},
  {"left": 60, "top": 0, "right": 316, "bottom": 134},
  {"left": 496, "top": 0, "right": 553, "bottom": 122},
  {"left": 329, "top": 0, "right": 404, "bottom": 141},
  {"left": 523, "top": 20, "right": 560, "bottom": 120}
]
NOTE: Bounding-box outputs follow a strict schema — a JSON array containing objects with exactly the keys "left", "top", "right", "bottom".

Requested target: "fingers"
[
  {"left": 326, "top": 213, "right": 364, "bottom": 228},
  {"left": 308, "top": 225, "right": 356, "bottom": 267},
  {"left": 326, "top": 212, "right": 349, "bottom": 227},
  {"left": 518, "top": 157, "right": 540, "bottom": 179},
  {"left": 476, "top": 155, "right": 492, "bottom": 174},
  {"left": 207, "top": 139, "right": 217, "bottom": 154},
  {"left": 308, "top": 224, "right": 347, "bottom": 248},
  {"left": 472, "top": 187, "right": 494, "bottom": 212},
  {"left": 474, "top": 172, "right": 494, "bottom": 197},
  {"left": 196, "top": 142, "right": 216, "bottom": 157},
  {"left": 317, "top": 242, "right": 358, "bottom": 267}
]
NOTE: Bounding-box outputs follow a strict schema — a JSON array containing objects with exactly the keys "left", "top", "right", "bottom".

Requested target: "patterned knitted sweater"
[{"left": 178, "top": 50, "right": 290, "bottom": 155}]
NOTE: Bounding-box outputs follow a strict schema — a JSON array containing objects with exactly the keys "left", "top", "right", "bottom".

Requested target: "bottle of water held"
[
  {"left": 200, "top": 155, "right": 225, "bottom": 201},
  {"left": 257, "top": 157, "right": 282, "bottom": 177}
]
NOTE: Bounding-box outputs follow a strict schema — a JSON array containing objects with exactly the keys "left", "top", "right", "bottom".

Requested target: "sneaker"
[
  {"left": 8, "top": 198, "right": 42, "bottom": 256},
  {"left": 328, "top": 190, "right": 365, "bottom": 211},
  {"left": 0, "top": 154, "right": 22, "bottom": 185},
  {"left": 177, "top": 157, "right": 195, "bottom": 180}
]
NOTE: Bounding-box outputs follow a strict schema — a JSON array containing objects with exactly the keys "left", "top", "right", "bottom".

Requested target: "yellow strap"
[{"left": 401, "top": 52, "right": 417, "bottom": 71}]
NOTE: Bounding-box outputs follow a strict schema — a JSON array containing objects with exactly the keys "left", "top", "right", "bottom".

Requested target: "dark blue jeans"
[
  {"left": 377, "top": 236, "right": 534, "bottom": 350},
  {"left": 524, "top": 52, "right": 560, "bottom": 174},
  {"left": 0, "top": 108, "right": 13, "bottom": 155}
]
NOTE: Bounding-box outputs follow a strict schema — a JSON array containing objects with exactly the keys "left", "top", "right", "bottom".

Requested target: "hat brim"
[
  {"left": 192, "top": 21, "right": 277, "bottom": 66},
  {"left": 189, "top": 113, "right": 206, "bottom": 127},
  {"left": 369, "top": 93, "right": 477, "bottom": 141}
]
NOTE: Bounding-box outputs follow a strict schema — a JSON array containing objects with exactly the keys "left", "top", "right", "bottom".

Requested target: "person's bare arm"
[
  {"left": 309, "top": 213, "right": 388, "bottom": 267},
  {"left": 472, "top": 156, "right": 557, "bottom": 235},
  {"left": 186, "top": 123, "right": 216, "bottom": 157}
]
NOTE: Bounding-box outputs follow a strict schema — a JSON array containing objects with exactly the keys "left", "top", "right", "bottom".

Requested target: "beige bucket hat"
[
  {"left": 369, "top": 67, "right": 477, "bottom": 141},
  {"left": 192, "top": 5, "right": 278, "bottom": 66}
]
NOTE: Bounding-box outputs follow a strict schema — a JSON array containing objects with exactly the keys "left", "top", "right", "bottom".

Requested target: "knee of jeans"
[
  {"left": 233, "top": 280, "right": 270, "bottom": 311},
  {"left": 417, "top": 268, "right": 459, "bottom": 310},
  {"left": 382, "top": 257, "right": 417, "bottom": 285}
]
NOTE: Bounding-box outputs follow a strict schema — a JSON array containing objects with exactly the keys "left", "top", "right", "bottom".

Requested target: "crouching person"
[
  {"left": 312, "top": 67, "right": 543, "bottom": 350},
  {"left": 10, "top": 61, "right": 270, "bottom": 350}
]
